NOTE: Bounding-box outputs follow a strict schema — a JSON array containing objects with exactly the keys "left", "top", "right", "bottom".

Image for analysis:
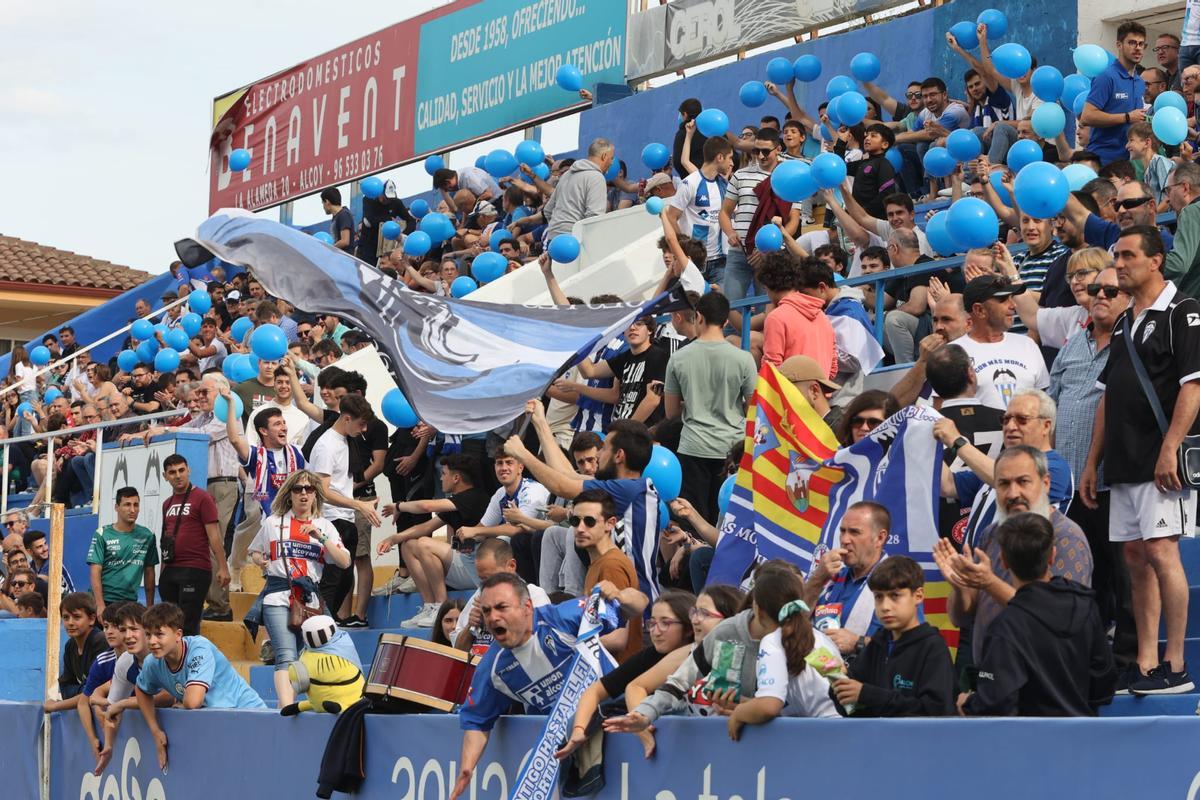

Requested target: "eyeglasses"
[
  {"left": 646, "top": 618, "right": 683, "bottom": 632},
  {"left": 688, "top": 606, "right": 725, "bottom": 622},
  {"left": 290, "top": 485, "right": 317, "bottom": 495},
  {"left": 1115, "top": 196, "right": 1153, "bottom": 210},
  {"left": 1086, "top": 283, "right": 1123, "bottom": 299},
  {"left": 752, "top": 147, "right": 777, "bottom": 156},
  {"left": 568, "top": 515, "right": 602, "bottom": 528},
  {"left": 850, "top": 415, "right": 884, "bottom": 429},
  {"left": 1126, "top": 40, "right": 1146, "bottom": 49},
  {"left": 1067, "top": 268, "right": 1100, "bottom": 283},
  {"left": 1002, "top": 413, "right": 1041, "bottom": 426},
  {"left": 1153, "top": 45, "right": 1178, "bottom": 53}
]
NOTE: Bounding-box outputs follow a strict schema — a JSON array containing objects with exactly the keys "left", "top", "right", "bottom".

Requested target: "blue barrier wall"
[
  {"left": 577, "top": 0, "right": 1077, "bottom": 179},
  {"left": 0, "top": 621, "right": 47, "bottom": 701},
  {"left": 0, "top": 702, "right": 43, "bottom": 798},
  {"left": 13, "top": 702, "right": 1198, "bottom": 799}
]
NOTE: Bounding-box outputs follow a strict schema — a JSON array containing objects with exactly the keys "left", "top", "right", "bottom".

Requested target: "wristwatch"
[
  {"left": 947, "top": 435, "right": 970, "bottom": 460},
  {"left": 1125, "top": 112, "right": 1131, "bottom": 124}
]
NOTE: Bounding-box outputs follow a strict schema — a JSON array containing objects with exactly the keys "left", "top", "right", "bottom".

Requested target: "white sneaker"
[
  {"left": 372, "top": 571, "right": 417, "bottom": 596},
  {"left": 403, "top": 603, "right": 440, "bottom": 628}
]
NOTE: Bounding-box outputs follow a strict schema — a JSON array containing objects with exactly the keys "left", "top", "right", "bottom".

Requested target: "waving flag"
[{"left": 177, "top": 211, "right": 688, "bottom": 434}]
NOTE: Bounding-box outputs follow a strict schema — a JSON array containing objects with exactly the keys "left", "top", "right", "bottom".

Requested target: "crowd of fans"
[{"left": 5, "top": 12, "right": 1200, "bottom": 788}]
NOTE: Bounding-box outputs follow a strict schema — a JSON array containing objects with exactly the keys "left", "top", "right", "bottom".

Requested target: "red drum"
[{"left": 365, "top": 634, "right": 478, "bottom": 713}]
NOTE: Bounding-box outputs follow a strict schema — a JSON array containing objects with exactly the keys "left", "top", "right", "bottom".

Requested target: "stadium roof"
[{"left": 0, "top": 235, "right": 152, "bottom": 294}]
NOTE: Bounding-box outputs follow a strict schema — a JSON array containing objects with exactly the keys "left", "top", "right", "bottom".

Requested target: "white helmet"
[{"left": 302, "top": 615, "right": 338, "bottom": 650}]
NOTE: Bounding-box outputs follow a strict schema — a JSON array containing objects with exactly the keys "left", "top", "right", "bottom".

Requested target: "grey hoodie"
[{"left": 543, "top": 158, "right": 608, "bottom": 239}]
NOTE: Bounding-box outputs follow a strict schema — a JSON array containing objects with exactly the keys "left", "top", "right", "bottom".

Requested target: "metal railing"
[{"left": 1, "top": 408, "right": 182, "bottom": 517}]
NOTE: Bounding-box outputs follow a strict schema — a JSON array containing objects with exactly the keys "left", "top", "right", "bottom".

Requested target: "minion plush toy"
[{"left": 280, "top": 615, "right": 365, "bottom": 715}]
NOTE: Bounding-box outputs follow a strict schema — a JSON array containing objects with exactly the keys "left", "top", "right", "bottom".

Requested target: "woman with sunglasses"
[
  {"left": 1001, "top": 246, "right": 1111, "bottom": 349},
  {"left": 247, "top": 469, "right": 350, "bottom": 707},
  {"left": 835, "top": 390, "right": 892, "bottom": 446},
  {"left": 554, "top": 589, "right": 696, "bottom": 762}
]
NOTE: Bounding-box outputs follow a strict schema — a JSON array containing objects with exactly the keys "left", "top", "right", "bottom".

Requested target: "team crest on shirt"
[
  {"left": 993, "top": 367, "right": 1018, "bottom": 407},
  {"left": 1143, "top": 321, "right": 1157, "bottom": 342},
  {"left": 174, "top": 682, "right": 184, "bottom": 695},
  {"left": 543, "top": 633, "right": 559, "bottom": 657}
]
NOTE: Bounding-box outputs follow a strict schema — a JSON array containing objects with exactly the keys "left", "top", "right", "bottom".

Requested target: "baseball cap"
[
  {"left": 225, "top": 290, "right": 242, "bottom": 302},
  {"left": 962, "top": 275, "right": 1026, "bottom": 310},
  {"left": 644, "top": 173, "right": 674, "bottom": 193},
  {"left": 777, "top": 355, "right": 840, "bottom": 391}
]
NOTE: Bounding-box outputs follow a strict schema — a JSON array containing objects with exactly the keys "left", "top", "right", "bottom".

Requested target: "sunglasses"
[
  {"left": 290, "top": 485, "right": 317, "bottom": 495},
  {"left": 905, "top": 91, "right": 922, "bottom": 99},
  {"left": 752, "top": 147, "right": 777, "bottom": 156},
  {"left": 1086, "top": 284, "right": 1123, "bottom": 299},
  {"left": 568, "top": 515, "right": 603, "bottom": 528},
  {"left": 9, "top": 581, "right": 31, "bottom": 589},
  {"left": 1115, "top": 196, "right": 1153, "bottom": 210},
  {"left": 851, "top": 415, "right": 884, "bottom": 429}
]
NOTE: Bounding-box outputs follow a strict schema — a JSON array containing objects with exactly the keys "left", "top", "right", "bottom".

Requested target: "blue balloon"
[
  {"left": 165, "top": 328, "right": 190, "bottom": 352},
  {"left": 837, "top": 91, "right": 868, "bottom": 126},
  {"left": 766, "top": 57, "right": 794, "bottom": 85},
  {"left": 1030, "top": 66, "right": 1065, "bottom": 102},
  {"left": 556, "top": 63, "right": 583, "bottom": 92},
  {"left": 1007, "top": 139, "right": 1043, "bottom": 174},
  {"left": 925, "top": 211, "right": 961, "bottom": 257},
  {"left": 717, "top": 474, "right": 736, "bottom": 520},
  {"left": 754, "top": 224, "right": 783, "bottom": 252},
  {"left": 739, "top": 80, "right": 768, "bottom": 107},
  {"left": 381, "top": 220, "right": 402, "bottom": 240},
  {"left": 1155, "top": 91, "right": 1188, "bottom": 115},
  {"left": 230, "top": 316, "right": 254, "bottom": 344},
  {"left": 484, "top": 149, "right": 518, "bottom": 178},
  {"left": 213, "top": 392, "right": 243, "bottom": 424},
  {"left": 604, "top": 160, "right": 620, "bottom": 182},
  {"left": 923, "top": 146, "right": 957, "bottom": 178},
  {"left": 515, "top": 140, "right": 544, "bottom": 168},
  {"left": 15, "top": 402, "right": 35, "bottom": 419},
  {"left": 1031, "top": 103, "right": 1066, "bottom": 139},
  {"left": 409, "top": 198, "right": 429, "bottom": 218},
  {"left": 771, "top": 160, "right": 818, "bottom": 202},
  {"left": 1060, "top": 73, "right": 1091, "bottom": 104},
  {"left": 450, "top": 276, "right": 478, "bottom": 298},
  {"left": 946, "top": 197, "right": 999, "bottom": 249},
  {"left": 29, "top": 345, "right": 51, "bottom": 366},
  {"left": 658, "top": 500, "right": 671, "bottom": 532},
  {"left": 153, "top": 322, "right": 169, "bottom": 338},
  {"left": 314, "top": 231, "right": 334, "bottom": 244},
  {"left": 977, "top": 8, "right": 1008, "bottom": 38},
  {"left": 992, "top": 43, "right": 1031, "bottom": 79},
  {"left": 231, "top": 354, "right": 258, "bottom": 383},
  {"left": 825, "top": 95, "right": 844, "bottom": 128},
  {"left": 885, "top": 147, "right": 903, "bottom": 171},
  {"left": 1073, "top": 44, "right": 1110, "bottom": 78},
  {"left": 950, "top": 21, "right": 979, "bottom": 50},
  {"left": 850, "top": 52, "right": 881, "bottom": 82},
  {"left": 642, "top": 143, "right": 670, "bottom": 170},
  {"left": 472, "top": 252, "right": 507, "bottom": 283},
  {"left": 1072, "top": 90, "right": 1089, "bottom": 118},
  {"left": 249, "top": 323, "right": 288, "bottom": 361},
  {"left": 811, "top": 152, "right": 848, "bottom": 189},
  {"left": 188, "top": 291, "right": 212, "bottom": 314},
  {"left": 229, "top": 148, "right": 251, "bottom": 172},
  {"left": 645, "top": 196, "right": 664, "bottom": 215},
  {"left": 42, "top": 387, "right": 62, "bottom": 405},
  {"left": 404, "top": 231, "right": 432, "bottom": 257},
  {"left": 222, "top": 353, "right": 247, "bottom": 381},
  {"left": 361, "top": 176, "right": 384, "bottom": 199},
  {"left": 534, "top": 163, "right": 551, "bottom": 180},
  {"left": 946, "top": 129, "right": 982, "bottom": 162},
  {"left": 696, "top": 108, "right": 729, "bottom": 138},
  {"left": 1062, "top": 163, "right": 1098, "bottom": 191},
  {"left": 793, "top": 54, "right": 822, "bottom": 82},
  {"left": 475, "top": 155, "right": 487, "bottom": 169},
  {"left": 1013, "top": 161, "right": 1070, "bottom": 218},
  {"left": 117, "top": 350, "right": 139, "bottom": 373},
  {"left": 1153, "top": 106, "right": 1189, "bottom": 146},
  {"left": 548, "top": 234, "right": 581, "bottom": 263},
  {"left": 423, "top": 155, "right": 445, "bottom": 176},
  {"left": 381, "top": 388, "right": 419, "bottom": 428},
  {"left": 154, "top": 349, "right": 180, "bottom": 373},
  {"left": 826, "top": 74, "right": 856, "bottom": 99},
  {"left": 420, "top": 213, "right": 452, "bottom": 243},
  {"left": 644, "top": 445, "right": 682, "bottom": 501},
  {"left": 488, "top": 229, "right": 512, "bottom": 252},
  {"left": 136, "top": 341, "right": 157, "bottom": 364},
  {"left": 130, "top": 319, "right": 154, "bottom": 341},
  {"left": 180, "top": 312, "right": 202, "bottom": 338},
  {"left": 989, "top": 171, "right": 1014, "bottom": 207}
]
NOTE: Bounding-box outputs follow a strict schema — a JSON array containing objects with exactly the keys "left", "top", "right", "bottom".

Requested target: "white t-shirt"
[
  {"left": 249, "top": 513, "right": 343, "bottom": 606},
  {"left": 109, "top": 651, "right": 141, "bottom": 703},
  {"left": 951, "top": 333, "right": 1050, "bottom": 410},
  {"left": 871, "top": 219, "right": 933, "bottom": 261},
  {"left": 1009, "top": 79, "right": 1044, "bottom": 120},
  {"left": 670, "top": 170, "right": 727, "bottom": 261},
  {"left": 451, "top": 582, "right": 552, "bottom": 650},
  {"left": 199, "top": 339, "right": 227, "bottom": 374},
  {"left": 309, "top": 427, "right": 356, "bottom": 522},
  {"left": 246, "top": 401, "right": 312, "bottom": 448},
  {"left": 755, "top": 628, "right": 842, "bottom": 719},
  {"left": 479, "top": 479, "right": 551, "bottom": 534},
  {"left": 1034, "top": 306, "right": 1089, "bottom": 350},
  {"left": 14, "top": 362, "right": 35, "bottom": 394}
]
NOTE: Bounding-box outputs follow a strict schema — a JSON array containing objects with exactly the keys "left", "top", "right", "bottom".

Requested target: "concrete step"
[
  {"left": 240, "top": 566, "right": 265, "bottom": 594},
  {"left": 200, "top": 619, "right": 261, "bottom": 663},
  {"left": 1102, "top": 693, "right": 1198, "bottom": 717},
  {"left": 229, "top": 591, "right": 258, "bottom": 622}
]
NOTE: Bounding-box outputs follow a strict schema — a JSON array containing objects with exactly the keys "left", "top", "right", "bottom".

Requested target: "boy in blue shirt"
[{"left": 135, "top": 602, "right": 265, "bottom": 769}]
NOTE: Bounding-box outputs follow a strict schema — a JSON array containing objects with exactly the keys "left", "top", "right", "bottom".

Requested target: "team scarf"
[{"left": 253, "top": 445, "right": 299, "bottom": 502}]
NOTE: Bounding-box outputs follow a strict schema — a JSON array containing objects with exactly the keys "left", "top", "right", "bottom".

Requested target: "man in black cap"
[
  {"left": 950, "top": 275, "right": 1049, "bottom": 411},
  {"left": 160, "top": 289, "right": 183, "bottom": 330}
]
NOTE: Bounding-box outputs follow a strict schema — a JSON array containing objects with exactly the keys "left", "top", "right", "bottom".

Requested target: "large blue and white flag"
[
  {"left": 510, "top": 588, "right": 618, "bottom": 800},
  {"left": 177, "top": 211, "right": 688, "bottom": 433}
]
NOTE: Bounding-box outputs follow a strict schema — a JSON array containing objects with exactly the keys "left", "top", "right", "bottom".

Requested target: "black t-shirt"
[
  {"left": 129, "top": 382, "right": 157, "bottom": 409},
  {"left": 1100, "top": 284, "right": 1200, "bottom": 484},
  {"left": 672, "top": 122, "right": 707, "bottom": 180},
  {"left": 889, "top": 255, "right": 966, "bottom": 306},
  {"left": 1038, "top": 249, "right": 1077, "bottom": 309},
  {"left": 332, "top": 208, "right": 357, "bottom": 252},
  {"left": 599, "top": 645, "right": 666, "bottom": 697},
  {"left": 607, "top": 345, "right": 669, "bottom": 424},
  {"left": 349, "top": 418, "right": 389, "bottom": 498},
  {"left": 301, "top": 409, "right": 340, "bottom": 462},
  {"left": 60, "top": 627, "right": 107, "bottom": 697},
  {"left": 938, "top": 400, "right": 1005, "bottom": 544},
  {"left": 849, "top": 154, "right": 897, "bottom": 219},
  {"left": 440, "top": 487, "right": 492, "bottom": 553}
]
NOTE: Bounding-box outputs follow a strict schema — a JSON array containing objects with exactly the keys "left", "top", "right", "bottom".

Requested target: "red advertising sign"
[{"left": 207, "top": 3, "right": 473, "bottom": 213}]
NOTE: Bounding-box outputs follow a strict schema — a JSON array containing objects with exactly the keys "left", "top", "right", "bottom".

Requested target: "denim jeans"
[
  {"left": 69, "top": 452, "right": 95, "bottom": 504},
  {"left": 897, "top": 142, "right": 930, "bottom": 196},
  {"left": 985, "top": 122, "right": 1019, "bottom": 165},
  {"left": 722, "top": 247, "right": 756, "bottom": 302},
  {"left": 262, "top": 604, "right": 303, "bottom": 673},
  {"left": 702, "top": 256, "right": 726, "bottom": 287}
]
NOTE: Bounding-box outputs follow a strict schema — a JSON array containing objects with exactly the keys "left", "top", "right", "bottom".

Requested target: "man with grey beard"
[{"left": 934, "top": 446, "right": 1092, "bottom": 669}]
